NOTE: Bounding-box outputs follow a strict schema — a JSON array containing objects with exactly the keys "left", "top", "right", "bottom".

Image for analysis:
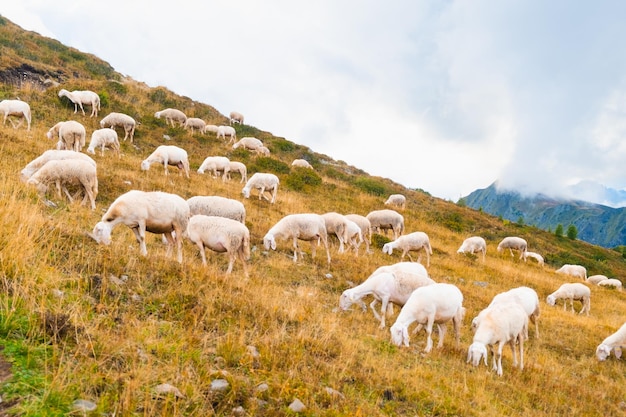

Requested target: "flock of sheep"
[{"left": 4, "top": 90, "right": 626, "bottom": 378}]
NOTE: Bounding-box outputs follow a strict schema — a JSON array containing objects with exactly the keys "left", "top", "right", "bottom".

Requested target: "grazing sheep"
[
  {"left": 229, "top": 111, "right": 244, "bottom": 125},
  {"left": 0, "top": 99, "right": 31, "bottom": 131},
  {"left": 20, "top": 150, "right": 96, "bottom": 182},
  {"left": 204, "top": 124, "right": 219, "bottom": 135},
  {"left": 546, "top": 283, "right": 591, "bottom": 315},
  {"left": 141, "top": 145, "right": 190, "bottom": 178},
  {"left": 100, "top": 112, "right": 136, "bottom": 143},
  {"left": 497, "top": 236, "right": 528, "bottom": 259},
  {"left": 596, "top": 322, "right": 626, "bottom": 361},
  {"left": 467, "top": 303, "right": 528, "bottom": 376},
  {"left": 90, "top": 190, "right": 190, "bottom": 263},
  {"left": 232, "top": 137, "right": 263, "bottom": 151},
  {"left": 197, "top": 156, "right": 231, "bottom": 180},
  {"left": 555, "top": 264, "right": 587, "bottom": 280},
  {"left": 225, "top": 161, "right": 247, "bottom": 183},
  {"left": 263, "top": 213, "right": 331, "bottom": 264},
  {"left": 27, "top": 159, "right": 98, "bottom": 210},
  {"left": 587, "top": 274, "right": 609, "bottom": 285},
  {"left": 186, "top": 215, "right": 250, "bottom": 275},
  {"left": 242, "top": 172, "right": 279, "bottom": 203},
  {"left": 598, "top": 278, "right": 623, "bottom": 291},
  {"left": 340, "top": 262, "right": 434, "bottom": 328},
  {"left": 187, "top": 196, "right": 246, "bottom": 224},
  {"left": 390, "top": 283, "right": 464, "bottom": 353},
  {"left": 154, "top": 108, "right": 187, "bottom": 127},
  {"left": 322, "top": 212, "right": 350, "bottom": 254},
  {"left": 87, "top": 128, "right": 120, "bottom": 157},
  {"left": 345, "top": 219, "right": 364, "bottom": 255},
  {"left": 383, "top": 231, "right": 433, "bottom": 266},
  {"left": 457, "top": 236, "right": 487, "bottom": 262},
  {"left": 345, "top": 214, "right": 372, "bottom": 254},
  {"left": 366, "top": 209, "right": 404, "bottom": 240},
  {"left": 183, "top": 117, "right": 206, "bottom": 134},
  {"left": 522, "top": 251, "right": 544, "bottom": 266},
  {"left": 46, "top": 120, "right": 86, "bottom": 152},
  {"left": 58, "top": 89, "right": 100, "bottom": 117},
  {"left": 255, "top": 146, "right": 270, "bottom": 156},
  {"left": 292, "top": 159, "right": 313, "bottom": 169},
  {"left": 217, "top": 125, "right": 237, "bottom": 143},
  {"left": 384, "top": 194, "right": 406, "bottom": 210},
  {"left": 472, "top": 286, "right": 540, "bottom": 339}
]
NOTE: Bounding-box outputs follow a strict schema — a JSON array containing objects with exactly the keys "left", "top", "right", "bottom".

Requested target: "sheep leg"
[
  {"left": 509, "top": 339, "right": 518, "bottom": 368},
  {"left": 518, "top": 333, "right": 525, "bottom": 370},
  {"left": 291, "top": 237, "right": 299, "bottom": 262},
  {"left": 131, "top": 226, "right": 148, "bottom": 256},
  {"left": 424, "top": 317, "right": 435, "bottom": 353},
  {"left": 369, "top": 299, "right": 383, "bottom": 323},
  {"left": 496, "top": 342, "right": 505, "bottom": 376},
  {"left": 378, "top": 297, "right": 391, "bottom": 328},
  {"left": 226, "top": 254, "right": 235, "bottom": 274},
  {"left": 195, "top": 242, "right": 207, "bottom": 266},
  {"left": 437, "top": 323, "right": 447, "bottom": 349}
]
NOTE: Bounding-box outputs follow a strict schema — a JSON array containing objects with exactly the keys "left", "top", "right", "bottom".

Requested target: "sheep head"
[
  {"left": 546, "top": 295, "right": 556, "bottom": 306},
  {"left": 467, "top": 342, "right": 488, "bottom": 366},
  {"left": 338, "top": 290, "right": 355, "bottom": 311},
  {"left": 382, "top": 243, "right": 393, "bottom": 255},
  {"left": 389, "top": 324, "right": 409, "bottom": 347},
  {"left": 140, "top": 160, "right": 151, "bottom": 171},
  {"left": 263, "top": 234, "right": 276, "bottom": 251},
  {"left": 91, "top": 222, "right": 112, "bottom": 245}
]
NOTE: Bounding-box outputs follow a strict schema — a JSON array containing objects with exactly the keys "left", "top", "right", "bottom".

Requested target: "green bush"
[
  {"left": 273, "top": 138, "right": 295, "bottom": 152},
  {"left": 250, "top": 157, "right": 290, "bottom": 174},
  {"left": 353, "top": 177, "right": 388, "bottom": 196},
  {"left": 284, "top": 168, "right": 322, "bottom": 192}
]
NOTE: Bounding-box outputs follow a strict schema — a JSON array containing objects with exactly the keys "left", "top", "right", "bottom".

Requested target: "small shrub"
[
  {"left": 284, "top": 168, "right": 322, "bottom": 192},
  {"left": 353, "top": 177, "right": 388, "bottom": 197},
  {"left": 250, "top": 157, "right": 290, "bottom": 174},
  {"left": 273, "top": 138, "right": 295, "bottom": 152}
]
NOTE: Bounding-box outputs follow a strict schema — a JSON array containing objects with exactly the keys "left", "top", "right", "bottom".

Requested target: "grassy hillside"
[{"left": 1, "top": 16, "right": 626, "bottom": 416}]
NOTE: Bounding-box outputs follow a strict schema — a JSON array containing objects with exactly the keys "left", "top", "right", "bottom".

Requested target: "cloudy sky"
[{"left": 3, "top": 1, "right": 626, "bottom": 205}]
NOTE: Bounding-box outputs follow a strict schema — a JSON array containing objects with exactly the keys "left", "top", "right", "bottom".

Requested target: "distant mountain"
[
  {"left": 566, "top": 180, "right": 626, "bottom": 208},
  {"left": 463, "top": 182, "right": 626, "bottom": 248}
]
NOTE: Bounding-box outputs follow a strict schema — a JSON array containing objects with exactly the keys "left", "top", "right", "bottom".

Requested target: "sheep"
[
  {"left": 587, "top": 274, "right": 609, "bottom": 285},
  {"left": 203, "top": 124, "right": 219, "bottom": 135},
  {"left": 0, "top": 99, "right": 31, "bottom": 131},
  {"left": 471, "top": 286, "right": 540, "bottom": 339},
  {"left": 141, "top": 145, "right": 190, "bottom": 178},
  {"left": 546, "top": 283, "right": 591, "bottom": 315},
  {"left": 292, "top": 159, "right": 313, "bottom": 169},
  {"left": 345, "top": 214, "right": 372, "bottom": 254},
  {"left": 467, "top": 303, "right": 528, "bottom": 376},
  {"left": 366, "top": 209, "right": 404, "bottom": 240},
  {"left": 90, "top": 190, "right": 190, "bottom": 263},
  {"left": 382, "top": 231, "right": 433, "bottom": 266},
  {"left": 87, "top": 128, "right": 120, "bottom": 157},
  {"left": 496, "top": 236, "right": 528, "bottom": 259},
  {"left": 197, "top": 156, "right": 231, "bottom": 180},
  {"left": 598, "top": 278, "right": 623, "bottom": 291},
  {"left": 46, "top": 120, "right": 86, "bottom": 152},
  {"left": 345, "top": 219, "right": 364, "bottom": 255},
  {"left": 225, "top": 161, "right": 247, "bottom": 183},
  {"left": 186, "top": 215, "right": 250, "bottom": 275},
  {"left": 216, "top": 125, "right": 236, "bottom": 143},
  {"left": 555, "top": 264, "right": 587, "bottom": 280},
  {"left": 384, "top": 194, "right": 406, "bottom": 210},
  {"left": 321, "top": 212, "right": 350, "bottom": 254},
  {"left": 27, "top": 159, "right": 98, "bottom": 210},
  {"left": 596, "top": 322, "right": 626, "bottom": 361},
  {"left": 154, "top": 108, "right": 187, "bottom": 127},
  {"left": 229, "top": 111, "right": 244, "bottom": 125},
  {"left": 100, "top": 112, "right": 136, "bottom": 143},
  {"left": 457, "top": 236, "right": 487, "bottom": 262},
  {"left": 232, "top": 137, "right": 263, "bottom": 151},
  {"left": 183, "top": 117, "right": 206, "bottom": 134},
  {"left": 522, "top": 251, "right": 544, "bottom": 266},
  {"left": 20, "top": 150, "right": 96, "bottom": 182},
  {"left": 255, "top": 146, "right": 270, "bottom": 156},
  {"left": 242, "top": 172, "right": 279, "bottom": 203},
  {"left": 263, "top": 213, "right": 331, "bottom": 264},
  {"left": 58, "top": 89, "right": 100, "bottom": 117},
  {"left": 389, "top": 283, "right": 464, "bottom": 353},
  {"left": 340, "top": 262, "right": 434, "bottom": 328},
  {"left": 187, "top": 196, "right": 246, "bottom": 224}
]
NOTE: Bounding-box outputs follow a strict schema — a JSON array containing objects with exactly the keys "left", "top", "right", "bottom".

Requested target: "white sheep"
[
  {"left": 546, "top": 282, "right": 591, "bottom": 315},
  {"left": 496, "top": 236, "right": 528, "bottom": 259},
  {"left": 255, "top": 146, "right": 270, "bottom": 156},
  {"left": 216, "top": 125, "right": 236, "bottom": 143},
  {"left": 141, "top": 145, "right": 190, "bottom": 178},
  {"left": 587, "top": 274, "right": 609, "bottom": 285},
  {"left": 389, "top": 283, "right": 464, "bottom": 353},
  {"left": 46, "top": 120, "right": 86, "bottom": 152},
  {"left": 229, "top": 111, "right": 244, "bottom": 125},
  {"left": 598, "top": 278, "right": 623, "bottom": 291},
  {"left": 27, "top": 159, "right": 98, "bottom": 210},
  {"left": 154, "top": 108, "right": 187, "bottom": 127},
  {"left": 383, "top": 231, "right": 432, "bottom": 266},
  {"left": 522, "top": 251, "right": 544, "bottom": 266},
  {"left": 345, "top": 214, "right": 372, "bottom": 254},
  {"left": 232, "top": 137, "right": 263, "bottom": 151},
  {"left": 263, "top": 213, "right": 331, "bottom": 264},
  {"left": 366, "top": 209, "right": 404, "bottom": 240},
  {"left": 58, "top": 89, "right": 100, "bottom": 117},
  {"left": 186, "top": 215, "right": 250, "bottom": 275},
  {"left": 242, "top": 172, "right": 279, "bottom": 203},
  {"left": 596, "top": 322, "right": 626, "bottom": 361},
  {"left": 87, "top": 128, "right": 120, "bottom": 157},
  {"left": 457, "top": 236, "right": 487, "bottom": 262},
  {"left": 187, "top": 196, "right": 246, "bottom": 224},
  {"left": 340, "top": 262, "right": 434, "bottom": 328},
  {"left": 90, "top": 190, "right": 190, "bottom": 263},
  {"left": 183, "top": 117, "right": 206, "bottom": 134},
  {"left": 100, "top": 112, "right": 136, "bottom": 143},
  {"left": 345, "top": 219, "right": 364, "bottom": 255},
  {"left": 0, "top": 99, "right": 31, "bottom": 131},
  {"left": 471, "top": 286, "right": 540, "bottom": 339},
  {"left": 225, "top": 161, "right": 247, "bottom": 183},
  {"left": 384, "top": 194, "right": 406, "bottom": 210},
  {"left": 467, "top": 303, "right": 528, "bottom": 376},
  {"left": 555, "top": 264, "right": 587, "bottom": 280},
  {"left": 20, "top": 150, "right": 96, "bottom": 182},
  {"left": 322, "top": 212, "right": 350, "bottom": 254},
  {"left": 197, "top": 156, "right": 231, "bottom": 180},
  {"left": 292, "top": 159, "right": 313, "bottom": 169},
  {"left": 203, "top": 124, "right": 219, "bottom": 135}
]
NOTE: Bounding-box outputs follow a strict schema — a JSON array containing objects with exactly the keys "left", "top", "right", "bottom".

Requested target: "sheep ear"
[
  {"left": 402, "top": 327, "right": 410, "bottom": 346},
  {"left": 271, "top": 240, "right": 276, "bottom": 250},
  {"left": 615, "top": 347, "right": 622, "bottom": 359}
]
